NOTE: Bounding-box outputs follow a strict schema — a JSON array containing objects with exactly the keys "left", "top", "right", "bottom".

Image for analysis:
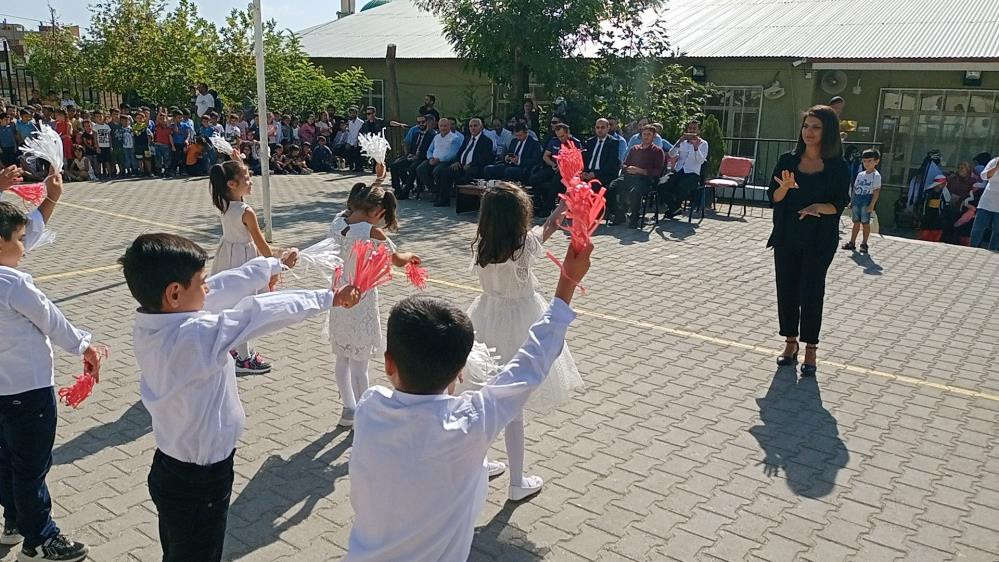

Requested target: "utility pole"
[{"left": 252, "top": 0, "right": 273, "bottom": 241}]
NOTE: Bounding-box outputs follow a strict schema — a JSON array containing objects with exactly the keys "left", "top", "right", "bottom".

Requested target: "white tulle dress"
[
  {"left": 327, "top": 214, "right": 394, "bottom": 360},
  {"left": 211, "top": 201, "right": 258, "bottom": 274},
  {"left": 466, "top": 227, "right": 583, "bottom": 415}
]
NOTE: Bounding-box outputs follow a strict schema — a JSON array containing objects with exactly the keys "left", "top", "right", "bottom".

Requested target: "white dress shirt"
[
  {"left": 427, "top": 131, "right": 464, "bottom": 162},
  {"left": 484, "top": 128, "right": 513, "bottom": 157},
  {"left": 346, "top": 298, "right": 576, "bottom": 562},
  {"left": 669, "top": 138, "right": 709, "bottom": 175},
  {"left": 133, "top": 257, "right": 334, "bottom": 465},
  {"left": 195, "top": 93, "right": 215, "bottom": 117},
  {"left": 0, "top": 264, "right": 91, "bottom": 396},
  {"left": 347, "top": 117, "right": 364, "bottom": 146},
  {"left": 976, "top": 157, "right": 999, "bottom": 213}
]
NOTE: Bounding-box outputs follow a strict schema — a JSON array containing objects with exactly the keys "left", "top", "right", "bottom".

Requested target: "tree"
[
  {"left": 22, "top": 24, "right": 85, "bottom": 96},
  {"left": 700, "top": 114, "right": 726, "bottom": 177},
  {"left": 416, "top": 0, "right": 669, "bottom": 106},
  {"left": 214, "top": 7, "right": 372, "bottom": 115}
]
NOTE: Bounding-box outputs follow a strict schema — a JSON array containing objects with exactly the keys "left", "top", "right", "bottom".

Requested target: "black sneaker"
[
  {"left": 859, "top": 243, "right": 869, "bottom": 254},
  {"left": 18, "top": 535, "right": 88, "bottom": 561},
  {"left": 1, "top": 523, "right": 23, "bottom": 545},
  {"left": 842, "top": 242, "right": 856, "bottom": 251},
  {"left": 235, "top": 353, "right": 272, "bottom": 375}
]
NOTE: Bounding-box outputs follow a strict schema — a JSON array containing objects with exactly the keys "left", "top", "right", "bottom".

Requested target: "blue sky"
[{"left": 0, "top": 0, "right": 372, "bottom": 34}]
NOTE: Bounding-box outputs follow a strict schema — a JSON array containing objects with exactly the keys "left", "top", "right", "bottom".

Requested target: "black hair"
[
  {"left": 118, "top": 233, "right": 207, "bottom": 311},
  {"left": 318, "top": 135, "right": 327, "bottom": 142},
  {"left": 554, "top": 123, "right": 570, "bottom": 134},
  {"left": 0, "top": 202, "right": 29, "bottom": 241},
  {"left": 210, "top": 160, "right": 247, "bottom": 213},
  {"left": 346, "top": 182, "right": 398, "bottom": 231},
  {"left": 171, "top": 109, "right": 183, "bottom": 117},
  {"left": 794, "top": 105, "right": 843, "bottom": 160},
  {"left": 861, "top": 148, "right": 881, "bottom": 160},
  {"left": 426, "top": 94, "right": 436, "bottom": 103},
  {"left": 513, "top": 123, "right": 528, "bottom": 133},
  {"left": 386, "top": 295, "right": 475, "bottom": 394},
  {"left": 829, "top": 96, "right": 845, "bottom": 105},
  {"left": 182, "top": 109, "right": 191, "bottom": 117}
]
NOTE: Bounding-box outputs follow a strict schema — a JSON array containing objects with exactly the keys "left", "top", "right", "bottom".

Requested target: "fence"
[
  {"left": 722, "top": 137, "right": 883, "bottom": 190},
  {"left": 0, "top": 50, "right": 121, "bottom": 110}
]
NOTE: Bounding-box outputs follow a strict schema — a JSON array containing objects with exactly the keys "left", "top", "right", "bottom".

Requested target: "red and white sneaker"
[{"left": 235, "top": 353, "right": 272, "bottom": 375}]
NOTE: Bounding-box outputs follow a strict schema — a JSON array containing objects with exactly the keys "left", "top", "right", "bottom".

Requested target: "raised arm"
[
  {"left": 9, "top": 276, "right": 91, "bottom": 355},
  {"left": 203, "top": 256, "right": 281, "bottom": 312}
]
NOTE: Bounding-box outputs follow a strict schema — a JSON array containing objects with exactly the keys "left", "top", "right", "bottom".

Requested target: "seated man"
[
  {"left": 415, "top": 118, "right": 463, "bottom": 203},
  {"left": 483, "top": 123, "right": 542, "bottom": 183},
  {"left": 528, "top": 122, "right": 581, "bottom": 216},
  {"left": 390, "top": 114, "right": 437, "bottom": 199},
  {"left": 435, "top": 117, "right": 493, "bottom": 207},
  {"left": 662, "top": 119, "right": 708, "bottom": 218},
  {"left": 581, "top": 118, "right": 621, "bottom": 189},
  {"left": 606, "top": 125, "right": 665, "bottom": 228},
  {"left": 482, "top": 117, "right": 513, "bottom": 162}
]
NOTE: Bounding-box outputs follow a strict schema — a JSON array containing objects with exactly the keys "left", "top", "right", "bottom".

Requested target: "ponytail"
[{"left": 210, "top": 160, "right": 245, "bottom": 213}]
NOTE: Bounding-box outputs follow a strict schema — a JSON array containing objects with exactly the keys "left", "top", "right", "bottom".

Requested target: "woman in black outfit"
[{"left": 768, "top": 105, "right": 850, "bottom": 376}]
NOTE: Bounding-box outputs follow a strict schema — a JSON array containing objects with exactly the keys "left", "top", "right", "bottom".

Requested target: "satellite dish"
[
  {"left": 763, "top": 80, "right": 785, "bottom": 100},
  {"left": 821, "top": 70, "right": 848, "bottom": 95}
]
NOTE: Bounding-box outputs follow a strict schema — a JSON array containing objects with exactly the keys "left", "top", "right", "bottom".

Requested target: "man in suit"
[
  {"left": 436, "top": 117, "right": 493, "bottom": 207},
  {"left": 390, "top": 114, "right": 436, "bottom": 199},
  {"left": 581, "top": 118, "right": 621, "bottom": 189},
  {"left": 483, "top": 123, "right": 541, "bottom": 182},
  {"left": 529, "top": 122, "right": 581, "bottom": 216}
]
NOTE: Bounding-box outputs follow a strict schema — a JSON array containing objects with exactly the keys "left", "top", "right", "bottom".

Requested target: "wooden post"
[{"left": 385, "top": 44, "right": 401, "bottom": 122}]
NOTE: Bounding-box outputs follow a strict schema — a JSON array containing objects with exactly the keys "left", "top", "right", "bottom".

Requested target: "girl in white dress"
[
  {"left": 210, "top": 159, "right": 297, "bottom": 374},
  {"left": 328, "top": 182, "right": 420, "bottom": 427},
  {"left": 467, "top": 182, "right": 583, "bottom": 501}
]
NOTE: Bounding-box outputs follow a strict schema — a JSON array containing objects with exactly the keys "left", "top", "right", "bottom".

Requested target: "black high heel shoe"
[
  {"left": 776, "top": 342, "right": 799, "bottom": 366},
  {"left": 800, "top": 345, "right": 818, "bottom": 377}
]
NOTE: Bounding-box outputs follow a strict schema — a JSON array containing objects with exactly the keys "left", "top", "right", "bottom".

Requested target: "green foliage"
[
  {"left": 22, "top": 26, "right": 86, "bottom": 95},
  {"left": 27, "top": 0, "right": 371, "bottom": 113},
  {"left": 457, "top": 87, "right": 489, "bottom": 125},
  {"left": 700, "top": 114, "right": 726, "bottom": 177}
]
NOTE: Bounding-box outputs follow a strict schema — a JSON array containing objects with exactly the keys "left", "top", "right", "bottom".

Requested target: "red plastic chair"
[{"left": 704, "top": 156, "right": 754, "bottom": 217}]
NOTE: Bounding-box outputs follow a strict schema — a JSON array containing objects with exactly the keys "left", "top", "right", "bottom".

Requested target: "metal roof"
[
  {"left": 298, "top": 0, "right": 457, "bottom": 59},
  {"left": 299, "top": 0, "right": 999, "bottom": 61}
]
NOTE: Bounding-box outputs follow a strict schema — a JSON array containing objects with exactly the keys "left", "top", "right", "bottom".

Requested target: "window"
[
  {"left": 363, "top": 79, "right": 385, "bottom": 117},
  {"left": 703, "top": 86, "right": 763, "bottom": 158},
  {"left": 876, "top": 88, "right": 999, "bottom": 188}
]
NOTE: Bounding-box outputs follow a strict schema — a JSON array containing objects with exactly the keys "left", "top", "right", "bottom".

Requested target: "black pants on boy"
[
  {"left": 170, "top": 142, "right": 188, "bottom": 176},
  {"left": 773, "top": 240, "right": 836, "bottom": 345},
  {"left": 0, "top": 387, "right": 60, "bottom": 549},
  {"left": 148, "top": 449, "right": 234, "bottom": 562}
]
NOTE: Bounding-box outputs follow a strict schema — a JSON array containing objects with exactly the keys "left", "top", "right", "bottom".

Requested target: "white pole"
[{"left": 252, "top": 0, "right": 273, "bottom": 242}]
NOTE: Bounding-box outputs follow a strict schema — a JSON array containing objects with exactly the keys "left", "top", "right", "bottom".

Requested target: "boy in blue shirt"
[
  {"left": 0, "top": 115, "right": 17, "bottom": 166},
  {"left": 169, "top": 110, "right": 192, "bottom": 177}
]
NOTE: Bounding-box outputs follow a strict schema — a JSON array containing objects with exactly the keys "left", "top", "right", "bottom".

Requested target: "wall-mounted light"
[
  {"left": 964, "top": 70, "right": 982, "bottom": 87},
  {"left": 689, "top": 65, "right": 706, "bottom": 83}
]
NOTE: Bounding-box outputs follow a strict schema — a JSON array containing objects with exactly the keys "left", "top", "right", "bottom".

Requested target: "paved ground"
[{"left": 3, "top": 172, "right": 998, "bottom": 561}]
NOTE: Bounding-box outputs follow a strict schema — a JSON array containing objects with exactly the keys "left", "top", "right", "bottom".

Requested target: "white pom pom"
[
  {"left": 296, "top": 237, "right": 344, "bottom": 283},
  {"left": 209, "top": 135, "right": 235, "bottom": 157},
  {"left": 21, "top": 126, "right": 64, "bottom": 175},
  {"left": 358, "top": 129, "right": 391, "bottom": 165},
  {"left": 461, "top": 342, "right": 504, "bottom": 387}
]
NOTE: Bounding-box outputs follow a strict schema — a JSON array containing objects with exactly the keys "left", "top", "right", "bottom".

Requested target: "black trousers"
[
  {"left": 415, "top": 160, "right": 453, "bottom": 199},
  {"left": 170, "top": 142, "right": 188, "bottom": 176},
  {"left": 390, "top": 155, "right": 421, "bottom": 195},
  {"left": 528, "top": 166, "right": 563, "bottom": 215},
  {"left": 0, "top": 388, "right": 59, "bottom": 549},
  {"left": 663, "top": 171, "right": 701, "bottom": 212},
  {"left": 607, "top": 174, "right": 654, "bottom": 220},
  {"left": 346, "top": 145, "right": 366, "bottom": 171},
  {"left": 773, "top": 240, "right": 836, "bottom": 345},
  {"left": 148, "top": 449, "right": 235, "bottom": 562}
]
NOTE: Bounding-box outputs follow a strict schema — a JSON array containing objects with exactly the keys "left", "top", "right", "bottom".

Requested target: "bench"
[{"left": 454, "top": 182, "right": 533, "bottom": 214}]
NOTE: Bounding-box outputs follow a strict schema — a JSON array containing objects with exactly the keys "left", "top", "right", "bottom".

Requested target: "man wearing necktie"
[
  {"left": 390, "top": 114, "right": 437, "bottom": 199},
  {"left": 483, "top": 123, "right": 542, "bottom": 182},
  {"left": 438, "top": 117, "right": 493, "bottom": 207},
  {"left": 582, "top": 118, "right": 622, "bottom": 189}
]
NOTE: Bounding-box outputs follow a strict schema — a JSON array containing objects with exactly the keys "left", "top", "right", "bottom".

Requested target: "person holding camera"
[{"left": 662, "top": 120, "right": 709, "bottom": 218}]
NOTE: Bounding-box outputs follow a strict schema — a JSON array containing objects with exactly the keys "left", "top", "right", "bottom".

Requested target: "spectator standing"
[
  {"left": 842, "top": 149, "right": 882, "bottom": 254},
  {"left": 225, "top": 114, "right": 242, "bottom": 142},
  {"left": 607, "top": 117, "right": 629, "bottom": 163},
  {"left": 316, "top": 112, "right": 333, "bottom": 140},
  {"left": 77, "top": 119, "right": 99, "bottom": 176},
  {"left": 970, "top": 156, "right": 999, "bottom": 251},
  {"left": 299, "top": 114, "right": 317, "bottom": 146},
  {"left": 15, "top": 109, "right": 38, "bottom": 147},
  {"left": 663, "top": 119, "right": 709, "bottom": 218},
  {"left": 168, "top": 110, "right": 193, "bottom": 177},
  {"left": 134, "top": 111, "right": 153, "bottom": 176},
  {"left": 522, "top": 99, "right": 541, "bottom": 134},
  {"left": 606, "top": 125, "right": 665, "bottom": 228},
  {"left": 0, "top": 114, "right": 17, "bottom": 166},
  {"left": 109, "top": 109, "right": 125, "bottom": 176},
  {"left": 120, "top": 114, "right": 137, "bottom": 175},
  {"left": 194, "top": 83, "right": 215, "bottom": 117},
  {"left": 352, "top": 107, "right": 386, "bottom": 173},
  {"left": 418, "top": 95, "right": 440, "bottom": 121},
  {"left": 59, "top": 89, "right": 77, "bottom": 109},
  {"left": 93, "top": 111, "right": 114, "bottom": 179},
  {"left": 767, "top": 105, "right": 850, "bottom": 377}
]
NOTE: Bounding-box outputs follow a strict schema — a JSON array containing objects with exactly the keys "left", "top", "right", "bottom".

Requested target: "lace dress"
[
  {"left": 466, "top": 227, "right": 583, "bottom": 416},
  {"left": 327, "top": 215, "right": 395, "bottom": 360},
  {"left": 211, "top": 201, "right": 258, "bottom": 274}
]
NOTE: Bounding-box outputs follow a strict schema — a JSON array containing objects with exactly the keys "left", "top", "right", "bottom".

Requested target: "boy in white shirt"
[
  {"left": 345, "top": 243, "right": 592, "bottom": 562},
  {"left": 118, "top": 233, "right": 359, "bottom": 562},
  {"left": 843, "top": 148, "right": 882, "bottom": 254},
  {"left": 0, "top": 172, "right": 104, "bottom": 562}
]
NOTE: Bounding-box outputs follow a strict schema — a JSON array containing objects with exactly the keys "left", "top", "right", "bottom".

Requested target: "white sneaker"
[
  {"left": 486, "top": 460, "right": 506, "bottom": 478},
  {"left": 508, "top": 475, "right": 543, "bottom": 501},
  {"left": 1, "top": 524, "right": 22, "bottom": 545},
  {"left": 337, "top": 408, "right": 355, "bottom": 428}
]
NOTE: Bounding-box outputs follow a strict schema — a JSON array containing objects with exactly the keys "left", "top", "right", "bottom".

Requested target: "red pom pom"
[
  {"left": 58, "top": 374, "right": 95, "bottom": 408},
  {"left": 556, "top": 179, "right": 606, "bottom": 253},
  {"left": 405, "top": 261, "right": 428, "bottom": 289},
  {"left": 10, "top": 183, "right": 47, "bottom": 206},
  {"left": 350, "top": 240, "right": 393, "bottom": 294},
  {"left": 555, "top": 141, "right": 584, "bottom": 191}
]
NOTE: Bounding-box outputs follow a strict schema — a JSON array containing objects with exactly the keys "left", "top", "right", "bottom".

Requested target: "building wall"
[{"left": 315, "top": 57, "right": 492, "bottom": 120}]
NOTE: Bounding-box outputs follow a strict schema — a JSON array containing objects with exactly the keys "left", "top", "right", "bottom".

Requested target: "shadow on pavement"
[
  {"left": 225, "top": 428, "right": 352, "bottom": 559},
  {"left": 53, "top": 401, "right": 152, "bottom": 466},
  {"left": 471, "top": 500, "right": 550, "bottom": 561},
  {"left": 849, "top": 251, "right": 884, "bottom": 275},
  {"left": 748, "top": 368, "right": 849, "bottom": 498}
]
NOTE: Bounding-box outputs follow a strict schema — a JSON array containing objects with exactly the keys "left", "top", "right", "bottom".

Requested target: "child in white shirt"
[
  {"left": 0, "top": 172, "right": 104, "bottom": 562},
  {"left": 119, "top": 233, "right": 359, "bottom": 562},
  {"left": 345, "top": 243, "right": 592, "bottom": 562},
  {"left": 843, "top": 148, "right": 882, "bottom": 254}
]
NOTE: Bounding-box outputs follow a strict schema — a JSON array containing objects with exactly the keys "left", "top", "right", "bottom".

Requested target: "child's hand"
[
  {"left": 280, "top": 248, "right": 299, "bottom": 269},
  {"left": 392, "top": 252, "right": 420, "bottom": 267},
  {"left": 268, "top": 274, "right": 280, "bottom": 292},
  {"left": 44, "top": 173, "right": 63, "bottom": 200},
  {"left": 334, "top": 285, "right": 361, "bottom": 308},
  {"left": 0, "top": 165, "right": 23, "bottom": 191},
  {"left": 82, "top": 345, "right": 104, "bottom": 383},
  {"left": 554, "top": 242, "right": 592, "bottom": 305}
]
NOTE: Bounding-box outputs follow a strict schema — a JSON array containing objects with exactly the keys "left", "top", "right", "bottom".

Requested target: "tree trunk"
[{"left": 510, "top": 45, "right": 528, "bottom": 110}]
